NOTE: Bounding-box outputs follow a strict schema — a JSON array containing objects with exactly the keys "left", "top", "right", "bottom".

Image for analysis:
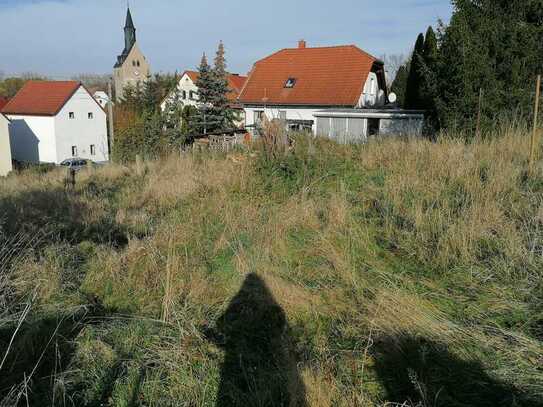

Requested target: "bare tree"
[
  {"left": 71, "top": 73, "right": 111, "bottom": 91},
  {"left": 380, "top": 54, "right": 408, "bottom": 87}
]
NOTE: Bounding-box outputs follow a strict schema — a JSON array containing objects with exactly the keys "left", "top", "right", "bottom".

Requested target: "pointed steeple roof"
[{"left": 125, "top": 7, "right": 135, "bottom": 29}]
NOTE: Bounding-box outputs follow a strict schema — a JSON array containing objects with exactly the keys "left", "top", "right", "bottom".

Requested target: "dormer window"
[{"left": 284, "top": 78, "right": 297, "bottom": 88}]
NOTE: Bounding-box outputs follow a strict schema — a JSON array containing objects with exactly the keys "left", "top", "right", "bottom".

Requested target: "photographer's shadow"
[{"left": 206, "top": 273, "right": 307, "bottom": 407}]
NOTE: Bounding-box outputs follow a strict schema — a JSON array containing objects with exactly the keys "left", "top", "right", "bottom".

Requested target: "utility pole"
[
  {"left": 107, "top": 81, "right": 115, "bottom": 159},
  {"left": 530, "top": 75, "right": 541, "bottom": 174}
]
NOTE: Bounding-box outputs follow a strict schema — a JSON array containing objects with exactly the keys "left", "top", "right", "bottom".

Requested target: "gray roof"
[
  {"left": 114, "top": 8, "right": 137, "bottom": 68},
  {"left": 124, "top": 7, "right": 135, "bottom": 29}
]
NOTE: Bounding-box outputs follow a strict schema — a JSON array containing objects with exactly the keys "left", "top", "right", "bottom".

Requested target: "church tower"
[{"left": 113, "top": 7, "right": 151, "bottom": 101}]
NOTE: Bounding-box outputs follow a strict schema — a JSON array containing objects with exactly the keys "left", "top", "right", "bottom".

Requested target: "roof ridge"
[
  {"left": 283, "top": 44, "right": 357, "bottom": 50},
  {"left": 238, "top": 44, "right": 378, "bottom": 106},
  {"left": 1, "top": 80, "right": 82, "bottom": 116}
]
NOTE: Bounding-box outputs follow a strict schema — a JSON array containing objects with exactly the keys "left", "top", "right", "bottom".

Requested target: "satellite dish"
[{"left": 388, "top": 93, "right": 397, "bottom": 104}]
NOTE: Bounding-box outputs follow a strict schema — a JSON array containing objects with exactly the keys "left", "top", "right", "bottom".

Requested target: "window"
[
  {"left": 284, "top": 78, "right": 297, "bottom": 88},
  {"left": 137, "top": 60, "right": 140, "bottom": 67},
  {"left": 69, "top": 112, "right": 75, "bottom": 119},
  {"left": 132, "top": 60, "right": 136, "bottom": 66},
  {"left": 189, "top": 91, "right": 196, "bottom": 100},
  {"left": 255, "top": 110, "right": 265, "bottom": 123},
  {"left": 88, "top": 112, "right": 93, "bottom": 119},
  {"left": 90, "top": 145, "right": 96, "bottom": 156},
  {"left": 71, "top": 146, "right": 77, "bottom": 157},
  {"left": 182, "top": 90, "right": 187, "bottom": 100},
  {"left": 279, "top": 111, "right": 287, "bottom": 121}
]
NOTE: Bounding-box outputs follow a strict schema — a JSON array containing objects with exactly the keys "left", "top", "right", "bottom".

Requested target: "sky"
[{"left": 0, "top": 0, "right": 453, "bottom": 78}]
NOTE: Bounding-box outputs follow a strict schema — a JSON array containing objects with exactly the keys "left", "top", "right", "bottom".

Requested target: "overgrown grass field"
[{"left": 1, "top": 131, "right": 542, "bottom": 406}]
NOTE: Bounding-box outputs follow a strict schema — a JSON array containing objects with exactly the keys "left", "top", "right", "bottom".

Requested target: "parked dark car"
[{"left": 60, "top": 158, "right": 91, "bottom": 171}]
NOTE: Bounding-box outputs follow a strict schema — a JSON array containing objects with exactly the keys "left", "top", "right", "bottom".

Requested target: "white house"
[
  {"left": 238, "top": 41, "right": 423, "bottom": 140},
  {"left": 93, "top": 91, "right": 111, "bottom": 108},
  {"left": 1, "top": 81, "right": 109, "bottom": 164},
  {"left": 161, "top": 70, "right": 247, "bottom": 127},
  {"left": 0, "top": 114, "right": 12, "bottom": 176}
]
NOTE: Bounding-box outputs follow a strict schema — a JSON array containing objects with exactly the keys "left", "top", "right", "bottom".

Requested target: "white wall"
[
  {"left": 359, "top": 72, "right": 386, "bottom": 108},
  {"left": 55, "top": 86, "right": 109, "bottom": 163},
  {"left": 244, "top": 106, "right": 319, "bottom": 133},
  {"left": 161, "top": 73, "right": 199, "bottom": 111},
  {"left": 380, "top": 118, "right": 423, "bottom": 136},
  {"left": 7, "top": 114, "right": 56, "bottom": 163},
  {"left": 0, "top": 115, "right": 12, "bottom": 176},
  {"left": 94, "top": 92, "right": 110, "bottom": 108}
]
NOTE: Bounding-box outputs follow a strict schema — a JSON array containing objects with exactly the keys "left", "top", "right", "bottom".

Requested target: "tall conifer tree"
[
  {"left": 195, "top": 53, "right": 214, "bottom": 134},
  {"left": 391, "top": 64, "right": 410, "bottom": 107},
  {"left": 212, "top": 41, "right": 234, "bottom": 130},
  {"left": 434, "top": 0, "right": 543, "bottom": 131},
  {"left": 404, "top": 33, "right": 425, "bottom": 109},
  {"left": 421, "top": 26, "right": 439, "bottom": 126}
]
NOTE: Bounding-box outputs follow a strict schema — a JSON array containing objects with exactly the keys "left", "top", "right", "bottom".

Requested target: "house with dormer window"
[{"left": 238, "top": 41, "right": 422, "bottom": 140}]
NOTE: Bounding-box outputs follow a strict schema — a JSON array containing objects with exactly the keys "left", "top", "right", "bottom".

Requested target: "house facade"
[
  {"left": 239, "top": 41, "right": 422, "bottom": 140},
  {"left": 113, "top": 7, "right": 151, "bottom": 101},
  {"left": 0, "top": 114, "right": 12, "bottom": 176},
  {"left": 93, "top": 91, "right": 111, "bottom": 108},
  {"left": 1, "top": 81, "right": 109, "bottom": 164},
  {"left": 160, "top": 70, "right": 248, "bottom": 126}
]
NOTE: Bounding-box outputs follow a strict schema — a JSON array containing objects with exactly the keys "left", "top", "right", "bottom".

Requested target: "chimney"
[{"left": 298, "top": 39, "right": 307, "bottom": 49}]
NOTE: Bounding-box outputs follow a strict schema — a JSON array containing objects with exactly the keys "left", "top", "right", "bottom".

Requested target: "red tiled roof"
[
  {"left": 1, "top": 81, "right": 81, "bottom": 116},
  {"left": 0, "top": 96, "right": 9, "bottom": 111},
  {"left": 238, "top": 45, "right": 378, "bottom": 106},
  {"left": 182, "top": 70, "right": 247, "bottom": 102}
]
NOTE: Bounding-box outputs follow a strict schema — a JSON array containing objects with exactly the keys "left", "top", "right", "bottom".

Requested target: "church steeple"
[{"left": 124, "top": 7, "right": 136, "bottom": 52}]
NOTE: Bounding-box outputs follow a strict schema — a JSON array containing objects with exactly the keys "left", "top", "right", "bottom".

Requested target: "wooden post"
[
  {"left": 107, "top": 81, "right": 115, "bottom": 158},
  {"left": 475, "top": 88, "right": 483, "bottom": 138},
  {"left": 530, "top": 75, "right": 541, "bottom": 174},
  {"left": 68, "top": 168, "right": 76, "bottom": 189}
]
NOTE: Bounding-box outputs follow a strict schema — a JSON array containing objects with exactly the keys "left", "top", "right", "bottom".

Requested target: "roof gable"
[
  {"left": 1, "top": 81, "right": 82, "bottom": 116},
  {"left": 0, "top": 96, "right": 9, "bottom": 111},
  {"left": 239, "top": 45, "right": 378, "bottom": 106}
]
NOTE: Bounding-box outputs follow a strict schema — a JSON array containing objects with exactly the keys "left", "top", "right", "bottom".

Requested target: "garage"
[{"left": 314, "top": 109, "right": 424, "bottom": 143}]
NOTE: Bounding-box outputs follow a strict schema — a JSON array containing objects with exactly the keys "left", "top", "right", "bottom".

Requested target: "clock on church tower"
[{"left": 113, "top": 7, "right": 151, "bottom": 101}]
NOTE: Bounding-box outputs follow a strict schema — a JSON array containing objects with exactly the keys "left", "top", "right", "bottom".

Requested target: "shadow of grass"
[
  {"left": 0, "top": 186, "right": 127, "bottom": 249},
  {"left": 0, "top": 303, "right": 108, "bottom": 406},
  {"left": 373, "top": 334, "right": 542, "bottom": 407}
]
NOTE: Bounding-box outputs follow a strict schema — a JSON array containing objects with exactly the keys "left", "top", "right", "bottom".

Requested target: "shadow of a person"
[
  {"left": 207, "top": 273, "right": 307, "bottom": 407},
  {"left": 373, "top": 334, "right": 543, "bottom": 407}
]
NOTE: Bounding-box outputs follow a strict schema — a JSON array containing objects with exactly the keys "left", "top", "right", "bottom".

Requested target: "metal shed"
[{"left": 314, "top": 108, "right": 424, "bottom": 143}]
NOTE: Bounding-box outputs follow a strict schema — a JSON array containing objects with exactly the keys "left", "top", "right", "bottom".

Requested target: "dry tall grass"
[{"left": 1, "top": 129, "right": 542, "bottom": 406}]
